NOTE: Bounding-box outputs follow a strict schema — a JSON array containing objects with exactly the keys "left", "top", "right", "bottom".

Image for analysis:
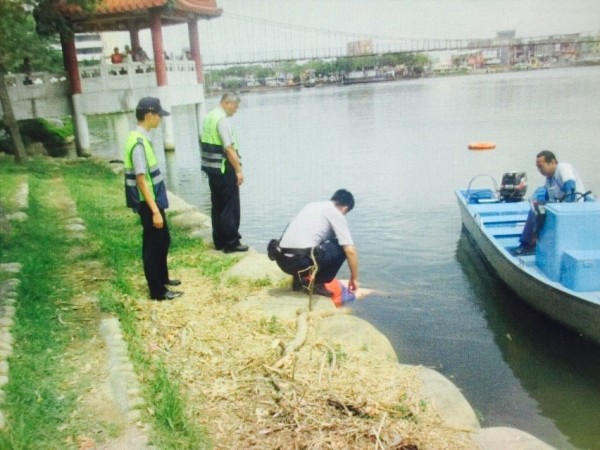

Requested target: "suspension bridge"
[{"left": 197, "top": 13, "right": 600, "bottom": 66}]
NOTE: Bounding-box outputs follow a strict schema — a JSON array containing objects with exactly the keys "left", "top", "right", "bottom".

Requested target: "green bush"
[{"left": 0, "top": 117, "right": 74, "bottom": 156}]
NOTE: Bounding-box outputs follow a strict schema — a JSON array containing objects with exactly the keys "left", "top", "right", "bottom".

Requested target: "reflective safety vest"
[
  {"left": 124, "top": 131, "right": 168, "bottom": 211},
  {"left": 200, "top": 107, "right": 238, "bottom": 175}
]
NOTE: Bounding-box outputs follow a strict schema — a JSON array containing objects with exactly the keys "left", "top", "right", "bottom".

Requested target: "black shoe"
[
  {"left": 314, "top": 283, "right": 332, "bottom": 297},
  {"left": 166, "top": 279, "right": 182, "bottom": 286},
  {"left": 292, "top": 275, "right": 310, "bottom": 291},
  {"left": 511, "top": 244, "right": 535, "bottom": 256},
  {"left": 292, "top": 275, "right": 302, "bottom": 291},
  {"left": 223, "top": 243, "right": 249, "bottom": 253},
  {"left": 151, "top": 290, "right": 183, "bottom": 301}
]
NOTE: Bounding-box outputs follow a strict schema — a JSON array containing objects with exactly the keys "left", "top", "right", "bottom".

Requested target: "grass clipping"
[{"left": 137, "top": 269, "right": 475, "bottom": 449}]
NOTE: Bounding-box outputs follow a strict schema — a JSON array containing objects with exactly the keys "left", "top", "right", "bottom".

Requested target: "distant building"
[
  {"left": 74, "top": 33, "right": 104, "bottom": 62},
  {"left": 347, "top": 40, "right": 373, "bottom": 56},
  {"left": 496, "top": 30, "right": 516, "bottom": 65},
  {"left": 53, "top": 32, "right": 129, "bottom": 63}
]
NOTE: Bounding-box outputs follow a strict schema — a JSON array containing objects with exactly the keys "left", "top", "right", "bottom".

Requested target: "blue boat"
[{"left": 456, "top": 174, "right": 600, "bottom": 346}]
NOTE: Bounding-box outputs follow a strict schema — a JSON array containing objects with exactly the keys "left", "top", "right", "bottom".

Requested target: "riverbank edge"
[
  {"left": 0, "top": 157, "right": 555, "bottom": 449},
  {"left": 162, "top": 183, "right": 557, "bottom": 450}
]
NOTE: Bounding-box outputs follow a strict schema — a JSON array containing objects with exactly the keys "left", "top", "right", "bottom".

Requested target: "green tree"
[
  {"left": 0, "top": 1, "right": 67, "bottom": 74},
  {"left": 0, "top": 0, "right": 97, "bottom": 163}
]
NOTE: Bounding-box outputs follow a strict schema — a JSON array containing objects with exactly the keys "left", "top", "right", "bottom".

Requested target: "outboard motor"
[{"left": 500, "top": 172, "right": 527, "bottom": 202}]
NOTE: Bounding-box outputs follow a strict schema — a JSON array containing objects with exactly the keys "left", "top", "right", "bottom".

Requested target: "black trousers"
[
  {"left": 206, "top": 169, "right": 241, "bottom": 249},
  {"left": 275, "top": 240, "right": 346, "bottom": 284},
  {"left": 138, "top": 202, "right": 171, "bottom": 298}
]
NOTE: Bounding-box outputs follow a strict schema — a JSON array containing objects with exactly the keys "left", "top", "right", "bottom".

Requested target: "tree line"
[{"left": 205, "top": 52, "right": 431, "bottom": 89}]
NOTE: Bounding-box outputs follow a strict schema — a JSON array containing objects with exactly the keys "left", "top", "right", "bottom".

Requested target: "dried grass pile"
[{"left": 137, "top": 268, "right": 477, "bottom": 449}]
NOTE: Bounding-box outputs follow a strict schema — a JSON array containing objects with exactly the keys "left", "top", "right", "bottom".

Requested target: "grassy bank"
[
  {"left": 1, "top": 155, "right": 477, "bottom": 449},
  {"left": 0, "top": 156, "right": 223, "bottom": 449}
]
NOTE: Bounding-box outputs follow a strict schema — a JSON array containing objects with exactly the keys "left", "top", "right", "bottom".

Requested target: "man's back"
[{"left": 280, "top": 201, "right": 353, "bottom": 249}]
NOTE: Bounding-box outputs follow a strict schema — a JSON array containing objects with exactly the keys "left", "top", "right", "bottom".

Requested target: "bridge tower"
[{"left": 54, "top": 0, "right": 222, "bottom": 155}]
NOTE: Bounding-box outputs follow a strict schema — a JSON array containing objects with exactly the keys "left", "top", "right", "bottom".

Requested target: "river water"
[{"left": 93, "top": 66, "right": 600, "bottom": 449}]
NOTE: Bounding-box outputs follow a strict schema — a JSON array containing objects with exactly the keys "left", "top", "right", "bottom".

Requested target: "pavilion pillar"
[
  {"left": 129, "top": 29, "right": 141, "bottom": 54},
  {"left": 188, "top": 19, "right": 204, "bottom": 84},
  {"left": 61, "top": 33, "right": 90, "bottom": 156},
  {"left": 150, "top": 11, "right": 167, "bottom": 87},
  {"left": 150, "top": 10, "right": 173, "bottom": 149},
  {"left": 189, "top": 19, "right": 207, "bottom": 143}
]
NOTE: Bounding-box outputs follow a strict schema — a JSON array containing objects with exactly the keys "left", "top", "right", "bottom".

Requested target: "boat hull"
[{"left": 456, "top": 190, "right": 600, "bottom": 345}]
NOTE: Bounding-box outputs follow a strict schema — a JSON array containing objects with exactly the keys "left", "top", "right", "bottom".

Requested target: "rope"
[{"left": 297, "top": 248, "right": 319, "bottom": 312}]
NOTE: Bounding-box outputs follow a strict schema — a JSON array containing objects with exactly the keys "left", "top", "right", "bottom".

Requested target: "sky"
[{"left": 120, "top": 0, "right": 600, "bottom": 63}]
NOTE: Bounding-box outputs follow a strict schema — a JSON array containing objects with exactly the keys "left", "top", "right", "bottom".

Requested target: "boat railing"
[{"left": 465, "top": 174, "right": 499, "bottom": 204}]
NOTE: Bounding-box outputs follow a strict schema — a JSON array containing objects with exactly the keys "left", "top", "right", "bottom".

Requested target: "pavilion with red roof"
[{"left": 54, "top": 0, "right": 223, "bottom": 155}]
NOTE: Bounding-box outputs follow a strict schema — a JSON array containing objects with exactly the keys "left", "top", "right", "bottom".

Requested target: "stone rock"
[
  {"left": 167, "top": 192, "right": 198, "bottom": 215},
  {"left": 317, "top": 314, "right": 398, "bottom": 361},
  {"left": 189, "top": 228, "right": 212, "bottom": 241},
  {"left": 68, "top": 217, "right": 86, "bottom": 225},
  {"left": 0, "top": 263, "right": 22, "bottom": 274},
  {"left": 235, "top": 289, "right": 335, "bottom": 321},
  {"left": 66, "top": 223, "right": 86, "bottom": 232},
  {"left": 225, "top": 249, "right": 289, "bottom": 284},
  {"left": 474, "top": 427, "right": 557, "bottom": 450},
  {"left": 412, "top": 365, "right": 480, "bottom": 432},
  {"left": 15, "top": 182, "right": 28, "bottom": 210},
  {"left": 170, "top": 210, "right": 211, "bottom": 229},
  {"left": 7, "top": 212, "right": 27, "bottom": 222}
]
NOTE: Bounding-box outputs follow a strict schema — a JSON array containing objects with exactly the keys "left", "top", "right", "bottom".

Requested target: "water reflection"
[{"left": 456, "top": 233, "right": 600, "bottom": 450}]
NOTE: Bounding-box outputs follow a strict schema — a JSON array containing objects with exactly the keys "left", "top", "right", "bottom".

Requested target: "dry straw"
[{"left": 137, "top": 268, "right": 476, "bottom": 449}]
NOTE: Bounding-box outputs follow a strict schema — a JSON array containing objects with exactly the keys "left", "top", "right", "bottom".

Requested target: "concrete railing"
[
  {"left": 1, "top": 73, "right": 70, "bottom": 121},
  {"left": 1, "top": 60, "right": 202, "bottom": 121},
  {"left": 80, "top": 60, "right": 199, "bottom": 93}
]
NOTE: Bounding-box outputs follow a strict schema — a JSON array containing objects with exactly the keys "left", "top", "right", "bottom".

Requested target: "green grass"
[
  {"left": 0, "top": 157, "right": 217, "bottom": 449},
  {"left": 61, "top": 159, "right": 213, "bottom": 448},
  {"left": 0, "top": 171, "right": 79, "bottom": 449}
]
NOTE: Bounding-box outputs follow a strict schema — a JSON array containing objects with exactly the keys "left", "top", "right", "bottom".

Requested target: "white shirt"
[
  {"left": 216, "top": 109, "right": 235, "bottom": 148},
  {"left": 279, "top": 200, "right": 354, "bottom": 248},
  {"left": 131, "top": 126, "right": 152, "bottom": 175},
  {"left": 545, "top": 162, "right": 585, "bottom": 202}
]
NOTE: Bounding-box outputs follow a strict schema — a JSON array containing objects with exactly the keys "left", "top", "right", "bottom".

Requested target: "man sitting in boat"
[{"left": 512, "top": 150, "right": 589, "bottom": 255}]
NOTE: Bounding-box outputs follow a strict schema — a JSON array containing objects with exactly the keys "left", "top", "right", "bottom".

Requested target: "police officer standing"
[
  {"left": 201, "top": 92, "right": 248, "bottom": 253},
  {"left": 124, "top": 97, "right": 183, "bottom": 300}
]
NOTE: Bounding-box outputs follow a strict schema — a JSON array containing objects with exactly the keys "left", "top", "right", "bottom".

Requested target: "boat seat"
[
  {"left": 489, "top": 225, "right": 525, "bottom": 238},
  {"left": 560, "top": 250, "right": 600, "bottom": 291},
  {"left": 482, "top": 214, "right": 527, "bottom": 225}
]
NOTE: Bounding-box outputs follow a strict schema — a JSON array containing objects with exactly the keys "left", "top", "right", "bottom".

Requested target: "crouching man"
[{"left": 270, "top": 189, "right": 359, "bottom": 298}]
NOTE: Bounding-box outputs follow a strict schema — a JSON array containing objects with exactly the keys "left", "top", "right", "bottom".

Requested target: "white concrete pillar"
[
  {"left": 71, "top": 94, "right": 91, "bottom": 156},
  {"left": 114, "top": 113, "right": 133, "bottom": 160},
  {"left": 196, "top": 101, "right": 206, "bottom": 140},
  {"left": 158, "top": 86, "right": 174, "bottom": 150}
]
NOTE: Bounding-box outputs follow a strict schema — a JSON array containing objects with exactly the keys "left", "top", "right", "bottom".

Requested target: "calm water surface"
[
  {"left": 233, "top": 67, "right": 600, "bottom": 450},
  {"left": 96, "top": 66, "right": 600, "bottom": 449}
]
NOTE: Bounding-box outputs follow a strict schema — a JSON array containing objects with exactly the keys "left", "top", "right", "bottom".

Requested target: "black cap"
[{"left": 136, "top": 97, "right": 170, "bottom": 116}]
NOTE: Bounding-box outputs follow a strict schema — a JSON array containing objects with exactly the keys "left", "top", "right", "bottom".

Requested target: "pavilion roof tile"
[{"left": 58, "top": 0, "right": 221, "bottom": 17}]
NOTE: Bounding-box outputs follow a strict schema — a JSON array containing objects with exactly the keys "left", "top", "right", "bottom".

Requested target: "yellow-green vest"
[
  {"left": 124, "top": 131, "right": 168, "bottom": 211},
  {"left": 200, "top": 107, "right": 238, "bottom": 174}
]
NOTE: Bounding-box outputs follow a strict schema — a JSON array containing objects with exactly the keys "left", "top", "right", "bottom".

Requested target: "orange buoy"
[{"left": 468, "top": 141, "right": 496, "bottom": 150}]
